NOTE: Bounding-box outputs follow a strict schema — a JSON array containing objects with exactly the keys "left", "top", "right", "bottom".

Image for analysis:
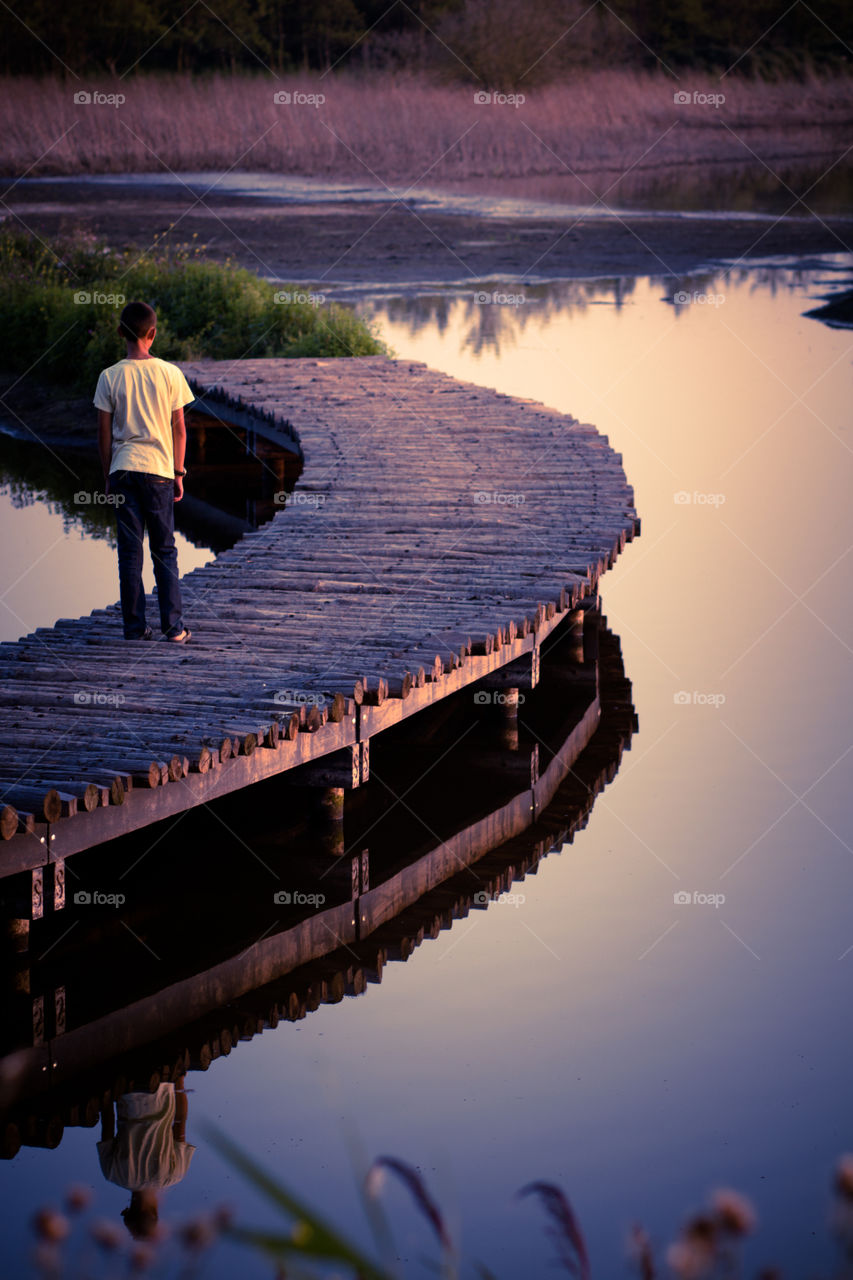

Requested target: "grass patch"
[{"left": 0, "top": 230, "right": 384, "bottom": 392}]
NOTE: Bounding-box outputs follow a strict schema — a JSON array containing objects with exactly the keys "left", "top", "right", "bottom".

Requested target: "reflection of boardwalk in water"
[
  {"left": 0, "top": 612, "right": 636, "bottom": 1159},
  {"left": 0, "top": 357, "right": 638, "bottom": 927}
]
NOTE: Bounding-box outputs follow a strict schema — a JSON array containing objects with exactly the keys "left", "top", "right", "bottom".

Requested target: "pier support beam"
[
  {"left": 476, "top": 648, "right": 540, "bottom": 750},
  {"left": 285, "top": 742, "right": 368, "bottom": 792},
  {"left": 0, "top": 868, "right": 46, "bottom": 956},
  {"left": 498, "top": 686, "right": 520, "bottom": 751},
  {"left": 314, "top": 787, "right": 344, "bottom": 826},
  {"left": 477, "top": 649, "right": 539, "bottom": 694}
]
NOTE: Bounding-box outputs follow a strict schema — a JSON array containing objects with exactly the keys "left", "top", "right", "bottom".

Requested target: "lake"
[{"left": 0, "top": 255, "right": 851, "bottom": 1278}]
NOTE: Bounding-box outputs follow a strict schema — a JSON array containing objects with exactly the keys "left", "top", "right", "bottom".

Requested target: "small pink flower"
[
  {"left": 129, "top": 1243, "right": 155, "bottom": 1272},
  {"left": 212, "top": 1204, "right": 234, "bottom": 1230},
  {"left": 90, "top": 1219, "right": 122, "bottom": 1251},
  {"left": 711, "top": 1188, "right": 757, "bottom": 1236},
  {"left": 665, "top": 1239, "right": 715, "bottom": 1279},
  {"left": 836, "top": 1154, "right": 853, "bottom": 1202},
  {"left": 32, "top": 1208, "right": 70, "bottom": 1243},
  {"left": 32, "top": 1243, "right": 62, "bottom": 1276},
  {"left": 65, "top": 1184, "right": 93, "bottom": 1214},
  {"left": 179, "top": 1217, "right": 216, "bottom": 1250}
]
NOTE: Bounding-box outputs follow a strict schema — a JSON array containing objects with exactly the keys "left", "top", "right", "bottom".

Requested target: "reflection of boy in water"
[{"left": 97, "top": 1076, "right": 195, "bottom": 1239}]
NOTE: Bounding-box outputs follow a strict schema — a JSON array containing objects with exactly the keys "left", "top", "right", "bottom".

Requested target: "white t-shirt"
[
  {"left": 97, "top": 1083, "right": 196, "bottom": 1191},
  {"left": 94, "top": 357, "right": 194, "bottom": 479}
]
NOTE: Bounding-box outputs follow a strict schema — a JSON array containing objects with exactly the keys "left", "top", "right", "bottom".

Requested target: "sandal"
[
  {"left": 126, "top": 626, "right": 154, "bottom": 641},
  {"left": 167, "top": 628, "right": 192, "bottom": 644}
]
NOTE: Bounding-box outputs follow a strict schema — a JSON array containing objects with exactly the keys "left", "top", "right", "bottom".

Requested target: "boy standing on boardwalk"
[{"left": 95, "top": 301, "right": 194, "bottom": 642}]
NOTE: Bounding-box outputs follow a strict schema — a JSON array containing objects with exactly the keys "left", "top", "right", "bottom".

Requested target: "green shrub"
[{"left": 0, "top": 230, "right": 385, "bottom": 392}]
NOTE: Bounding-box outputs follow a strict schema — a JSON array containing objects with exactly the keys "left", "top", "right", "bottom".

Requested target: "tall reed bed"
[{"left": 3, "top": 71, "right": 852, "bottom": 182}]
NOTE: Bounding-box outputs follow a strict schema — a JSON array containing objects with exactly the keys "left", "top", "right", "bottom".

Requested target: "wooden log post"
[
  {"left": 0, "top": 787, "right": 62, "bottom": 824},
  {"left": 314, "top": 787, "right": 344, "bottom": 827},
  {"left": 543, "top": 607, "right": 599, "bottom": 690},
  {"left": 190, "top": 1043, "right": 212, "bottom": 1071},
  {"left": 498, "top": 698, "right": 520, "bottom": 752},
  {"left": 22, "top": 1112, "right": 64, "bottom": 1150},
  {"left": 583, "top": 601, "right": 601, "bottom": 667},
  {"left": 5, "top": 916, "right": 29, "bottom": 955},
  {"left": 0, "top": 803, "right": 18, "bottom": 841},
  {"left": 1, "top": 1120, "right": 22, "bottom": 1160},
  {"left": 473, "top": 675, "right": 524, "bottom": 749},
  {"left": 0, "top": 868, "right": 45, "bottom": 954},
  {"left": 566, "top": 608, "right": 585, "bottom": 665},
  {"left": 286, "top": 743, "right": 365, "bottom": 792},
  {"left": 477, "top": 649, "right": 539, "bottom": 693},
  {"left": 316, "top": 816, "right": 345, "bottom": 859}
]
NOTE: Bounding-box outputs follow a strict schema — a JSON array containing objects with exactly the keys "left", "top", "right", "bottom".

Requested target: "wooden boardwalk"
[
  {"left": 0, "top": 620, "right": 636, "bottom": 1148},
  {"left": 0, "top": 356, "right": 639, "bottom": 884}
]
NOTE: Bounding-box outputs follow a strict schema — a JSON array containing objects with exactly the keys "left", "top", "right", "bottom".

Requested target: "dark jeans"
[{"left": 111, "top": 470, "right": 184, "bottom": 639}]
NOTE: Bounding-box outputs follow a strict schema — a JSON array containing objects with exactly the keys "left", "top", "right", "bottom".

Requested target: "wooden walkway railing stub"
[{"left": 0, "top": 356, "right": 639, "bottom": 872}]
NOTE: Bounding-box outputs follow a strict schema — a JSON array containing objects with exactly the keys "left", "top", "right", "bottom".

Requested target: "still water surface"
[{"left": 0, "top": 260, "right": 851, "bottom": 1276}]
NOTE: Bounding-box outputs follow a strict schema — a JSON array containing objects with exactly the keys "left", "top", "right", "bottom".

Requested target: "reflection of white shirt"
[
  {"left": 94, "top": 357, "right": 194, "bottom": 479},
  {"left": 97, "top": 1084, "right": 196, "bottom": 1191}
]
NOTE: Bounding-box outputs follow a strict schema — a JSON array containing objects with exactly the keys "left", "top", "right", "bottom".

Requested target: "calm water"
[
  {"left": 18, "top": 162, "right": 853, "bottom": 219},
  {"left": 0, "top": 476, "right": 213, "bottom": 644},
  {"left": 1, "top": 260, "right": 852, "bottom": 1277}
]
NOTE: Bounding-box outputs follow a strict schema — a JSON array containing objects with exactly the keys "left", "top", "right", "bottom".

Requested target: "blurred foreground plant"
[{"left": 27, "top": 1141, "right": 853, "bottom": 1278}]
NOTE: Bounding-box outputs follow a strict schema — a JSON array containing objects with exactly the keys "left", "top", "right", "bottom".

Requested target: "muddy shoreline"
[
  {"left": 4, "top": 181, "right": 851, "bottom": 289},
  {"left": 2, "top": 178, "right": 850, "bottom": 448}
]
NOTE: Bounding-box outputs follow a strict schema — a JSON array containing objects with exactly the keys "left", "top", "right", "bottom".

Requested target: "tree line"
[{"left": 2, "top": 0, "right": 851, "bottom": 80}]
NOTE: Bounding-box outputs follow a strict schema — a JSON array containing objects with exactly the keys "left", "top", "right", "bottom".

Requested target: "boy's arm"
[
  {"left": 172, "top": 407, "right": 186, "bottom": 503},
  {"left": 98, "top": 411, "right": 113, "bottom": 488}
]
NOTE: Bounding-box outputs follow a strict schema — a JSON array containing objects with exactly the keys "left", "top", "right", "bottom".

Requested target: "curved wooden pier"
[
  {"left": 0, "top": 619, "right": 636, "bottom": 1151},
  {"left": 0, "top": 356, "right": 639, "bottom": 887}
]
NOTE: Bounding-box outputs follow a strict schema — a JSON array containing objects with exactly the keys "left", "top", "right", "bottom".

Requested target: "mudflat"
[{"left": 4, "top": 180, "right": 849, "bottom": 288}]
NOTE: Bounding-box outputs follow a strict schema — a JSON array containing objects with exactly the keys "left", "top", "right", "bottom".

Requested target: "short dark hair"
[{"left": 119, "top": 301, "right": 157, "bottom": 343}]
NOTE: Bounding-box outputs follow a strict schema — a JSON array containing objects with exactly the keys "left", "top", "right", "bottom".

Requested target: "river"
[{"left": 0, "top": 254, "right": 851, "bottom": 1277}]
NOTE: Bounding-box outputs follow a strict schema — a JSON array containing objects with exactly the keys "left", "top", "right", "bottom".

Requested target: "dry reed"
[{"left": 2, "top": 70, "right": 851, "bottom": 184}]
